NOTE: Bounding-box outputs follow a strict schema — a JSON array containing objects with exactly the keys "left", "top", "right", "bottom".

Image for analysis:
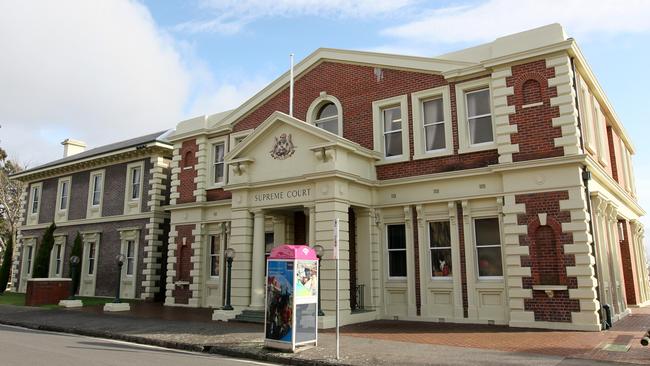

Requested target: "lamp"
[
  {"left": 113, "top": 253, "right": 126, "bottom": 304},
  {"left": 223, "top": 248, "right": 236, "bottom": 310},
  {"left": 68, "top": 255, "right": 80, "bottom": 300},
  {"left": 313, "top": 244, "right": 325, "bottom": 316}
]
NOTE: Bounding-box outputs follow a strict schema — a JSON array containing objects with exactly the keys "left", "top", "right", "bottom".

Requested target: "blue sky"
[{"left": 1, "top": 0, "right": 649, "bottom": 249}]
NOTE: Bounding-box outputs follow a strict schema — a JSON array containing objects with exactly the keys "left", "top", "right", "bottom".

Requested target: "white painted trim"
[
  {"left": 27, "top": 182, "right": 42, "bottom": 226},
  {"left": 306, "top": 93, "right": 343, "bottom": 136},
  {"left": 455, "top": 78, "right": 497, "bottom": 154},
  {"left": 411, "top": 86, "right": 453, "bottom": 159},
  {"left": 86, "top": 169, "right": 105, "bottom": 219},
  {"left": 206, "top": 136, "right": 228, "bottom": 189},
  {"left": 55, "top": 177, "right": 72, "bottom": 223},
  {"left": 124, "top": 161, "right": 145, "bottom": 215},
  {"left": 229, "top": 129, "right": 253, "bottom": 152},
  {"left": 372, "top": 94, "right": 410, "bottom": 164}
]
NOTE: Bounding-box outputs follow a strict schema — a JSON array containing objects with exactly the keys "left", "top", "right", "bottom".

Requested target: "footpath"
[{"left": 0, "top": 303, "right": 647, "bottom": 366}]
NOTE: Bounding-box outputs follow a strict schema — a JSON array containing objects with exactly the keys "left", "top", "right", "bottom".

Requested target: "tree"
[
  {"left": 32, "top": 223, "right": 56, "bottom": 278},
  {"left": 0, "top": 144, "right": 26, "bottom": 252},
  {"left": 0, "top": 234, "right": 13, "bottom": 293},
  {"left": 70, "top": 232, "right": 83, "bottom": 294}
]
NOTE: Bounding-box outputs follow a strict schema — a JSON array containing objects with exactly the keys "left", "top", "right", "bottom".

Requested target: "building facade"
[
  {"left": 164, "top": 24, "right": 648, "bottom": 331},
  {"left": 12, "top": 132, "right": 172, "bottom": 300}
]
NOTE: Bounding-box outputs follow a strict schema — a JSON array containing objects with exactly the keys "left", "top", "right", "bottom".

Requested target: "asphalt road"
[{"left": 0, "top": 324, "right": 279, "bottom": 366}]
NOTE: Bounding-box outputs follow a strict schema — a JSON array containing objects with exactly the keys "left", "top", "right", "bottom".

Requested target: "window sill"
[
  {"left": 458, "top": 142, "right": 497, "bottom": 155},
  {"left": 206, "top": 183, "right": 225, "bottom": 190},
  {"left": 375, "top": 155, "right": 409, "bottom": 166},
  {"left": 532, "top": 285, "right": 567, "bottom": 291},
  {"left": 522, "top": 102, "right": 543, "bottom": 109},
  {"left": 413, "top": 149, "right": 453, "bottom": 160}
]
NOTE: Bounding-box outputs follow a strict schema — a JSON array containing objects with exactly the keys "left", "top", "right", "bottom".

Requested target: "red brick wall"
[
  {"left": 618, "top": 220, "right": 640, "bottom": 305},
  {"left": 516, "top": 191, "right": 580, "bottom": 322},
  {"left": 172, "top": 224, "right": 194, "bottom": 304},
  {"left": 177, "top": 139, "right": 198, "bottom": 204},
  {"left": 206, "top": 188, "right": 232, "bottom": 201},
  {"left": 508, "top": 60, "right": 563, "bottom": 162},
  {"left": 25, "top": 279, "right": 71, "bottom": 306}
]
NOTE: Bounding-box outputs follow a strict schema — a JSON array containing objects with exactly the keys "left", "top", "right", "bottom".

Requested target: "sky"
[{"left": 1, "top": 0, "right": 649, "bottom": 251}]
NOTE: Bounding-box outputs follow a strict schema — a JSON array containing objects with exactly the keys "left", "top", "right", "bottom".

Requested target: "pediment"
[{"left": 225, "top": 111, "right": 379, "bottom": 185}]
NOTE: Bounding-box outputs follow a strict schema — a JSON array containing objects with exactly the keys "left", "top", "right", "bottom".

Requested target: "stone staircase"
[{"left": 233, "top": 309, "right": 265, "bottom": 324}]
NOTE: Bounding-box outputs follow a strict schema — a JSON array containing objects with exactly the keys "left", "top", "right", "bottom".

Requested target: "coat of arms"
[{"left": 270, "top": 133, "right": 295, "bottom": 160}]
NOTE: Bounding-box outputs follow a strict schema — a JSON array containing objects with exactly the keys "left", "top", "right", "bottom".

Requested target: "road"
[{"left": 0, "top": 324, "right": 279, "bottom": 366}]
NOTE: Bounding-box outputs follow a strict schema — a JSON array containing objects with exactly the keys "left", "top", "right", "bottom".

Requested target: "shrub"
[
  {"left": 70, "top": 232, "right": 83, "bottom": 294},
  {"left": 0, "top": 235, "right": 13, "bottom": 294},
  {"left": 32, "top": 223, "right": 56, "bottom": 278}
]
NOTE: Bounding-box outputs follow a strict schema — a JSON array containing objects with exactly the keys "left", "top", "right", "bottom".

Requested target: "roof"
[{"left": 13, "top": 130, "right": 173, "bottom": 178}]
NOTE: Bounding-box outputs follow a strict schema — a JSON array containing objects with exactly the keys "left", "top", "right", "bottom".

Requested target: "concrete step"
[{"left": 233, "top": 309, "right": 265, "bottom": 324}]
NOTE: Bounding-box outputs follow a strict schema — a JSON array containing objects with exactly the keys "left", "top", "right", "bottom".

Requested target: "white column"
[
  {"left": 250, "top": 210, "right": 266, "bottom": 309},
  {"left": 308, "top": 205, "right": 316, "bottom": 245},
  {"left": 273, "top": 215, "right": 286, "bottom": 246}
]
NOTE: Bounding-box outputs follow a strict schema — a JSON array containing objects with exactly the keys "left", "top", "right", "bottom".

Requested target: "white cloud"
[
  {"left": 0, "top": 0, "right": 191, "bottom": 165},
  {"left": 381, "top": 0, "right": 650, "bottom": 47},
  {"left": 175, "top": 0, "right": 417, "bottom": 34}
]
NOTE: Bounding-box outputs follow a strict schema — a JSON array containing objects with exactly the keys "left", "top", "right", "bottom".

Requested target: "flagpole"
[
  {"left": 289, "top": 53, "right": 294, "bottom": 117},
  {"left": 334, "top": 218, "right": 340, "bottom": 360}
]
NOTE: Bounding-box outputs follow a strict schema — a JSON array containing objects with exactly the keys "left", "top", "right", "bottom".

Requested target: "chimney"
[{"left": 61, "top": 139, "right": 86, "bottom": 158}]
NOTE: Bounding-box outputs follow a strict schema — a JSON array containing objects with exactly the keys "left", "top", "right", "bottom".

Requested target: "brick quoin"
[
  {"left": 206, "top": 188, "right": 232, "bottom": 201},
  {"left": 172, "top": 224, "right": 194, "bottom": 304},
  {"left": 508, "top": 60, "right": 563, "bottom": 162},
  {"left": 177, "top": 139, "right": 198, "bottom": 204},
  {"left": 516, "top": 191, "right": 580, "bottom": 322}
]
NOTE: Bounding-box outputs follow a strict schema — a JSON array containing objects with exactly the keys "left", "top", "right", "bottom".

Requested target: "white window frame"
[
  {"left": 593, "top": 99, "right": 609, "bottom": 167},
  {"left": 49, "top": 236, "right": 66, "bottom": 278},
  {"left": 229, "top": 129, "right": 253, "bottom": 151},
  {"left": 86, "top": 241, "right": 97, "bottom": 276},
  {"left": 306, "top": 93, "right": 343, "bottom": 136},
  {"left": 55, "top": 177, "right": 72, "bottom": 222},
  {"left": 124, "top": 161, "right": 144, "bottom": 215},
  {"left": 576, "top": 75, "right": 597, "bottom": 155},
  {"left": 125, "top": 240, "right": 136, "bottom": 276},
  {"left": 24, "top": 241, "right": 35, "bottom": 276},
  {"left": 386, "top": 223, "right": 408, "bottom": 280},
  {"left": 207, "top": 136, "right": 228, "bottom": 189},
  {"left": 118, "top": 228, "right": 140, "bottom": 279},
  {"left": 87, "top": 169, "right": 105, "bottom": 219},
  {"left": 472, "top": 216, "right": 504, "bottom": 280},
  {"left": 372, "top": 94, "right": 410, "bottom": 164},
  {"left": 455, "top": 78, "right": 496, "bottom": 154},
  {"left": 411, "top": 86, "right": 453, "bottom": 159},
  {"left": 428, "top": 220, "right": 453, "bottom": 280},
  {"left": 27, "top": 182, "right": 43, "bottom": 225},
  {"left": 208, "top": 234, "right": 221, "bottom": 279}
]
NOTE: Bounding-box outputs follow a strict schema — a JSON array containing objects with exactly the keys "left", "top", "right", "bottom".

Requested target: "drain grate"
[{"left": 602, "top": 343, "right": 630, "bottom": 352}]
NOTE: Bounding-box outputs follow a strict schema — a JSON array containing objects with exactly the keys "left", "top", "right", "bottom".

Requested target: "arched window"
[
  {"left": 522, "top": 79, "right": 542, "bottom": 105},
  {"left": 315, "top": 102, "right": 339, "bottom": 134}
]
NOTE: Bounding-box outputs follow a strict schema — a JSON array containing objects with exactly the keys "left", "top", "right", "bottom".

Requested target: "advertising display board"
[{"left": 265, "top": 245, "right": 319, "bottom": 352}]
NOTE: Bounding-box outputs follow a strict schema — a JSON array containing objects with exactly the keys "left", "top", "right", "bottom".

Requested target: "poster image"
[
  {"left": 266, "top": 261, "right": 294, "bottom": 342},
  {"left": 295, "top": 260, "right": 318, "bottom": 299}
]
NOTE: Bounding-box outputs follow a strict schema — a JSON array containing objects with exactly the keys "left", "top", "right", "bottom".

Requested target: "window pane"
[
  {"left": 387, "top": 225, "right": 406, "bottom": 249},
  {"left": 431, "top": 248, "right": 452, "bottom": 277},
  {"left": 317, "top": 103, "right": 337, "bottom": 119},
  {"left": 475, "top": 218, "right": 500, "bottom": 246},
  {"left": 265, "top": 232, "right": 275, "bottom": 254},
  {"left": 316, "top": 118, "right": 338, "bottom": 135},
  {"left": 423, "top": 99, "right": 443, "bottom": 124},
  {"left": 383, "top": 107, "right": 401, "bottom": 132},
  {"left": 469, "top": 116, "right": 493, "bottom": 144},
  {"left": 466, "top": 89, "right": 490, "bottom": 117},
  {"left": 384, "top": 131, "right": 402, "bottom": 157},
  {"left": 211, "top": 255, "right": 219, "bottom": 277},
  {"left": 389, "top": 251, "right": 407, "bottom": 277},
  {"left": 477, "top": 246, "right": 503, "bottom": 277},
  {"left": 60, "top": 182, "right": 68, "bottom": 210},
  {"left": 215, "top": 163, "right": 224, "bottom": 183},
  {"left": 214, "top": 143, "right": 224, "bottom": 162},
  {"left": 429, "top": 222, "right": 450, "bottom": 248},
  {"left": 127, "top": 258, "right": 134, "bottom": 275},
  {"left": 127, "top": 241, "right": 135, "bottom": 257},
  {"left": 425, "top": 124, "right": 446, "bottom": 151}
]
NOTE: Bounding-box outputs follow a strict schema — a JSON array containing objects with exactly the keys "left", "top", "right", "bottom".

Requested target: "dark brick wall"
[
  {"left": 516, "top": 191, "right": 580, "bottom": 322},
  {"left": 20, "top": 218, "right": 149, "bottom": 298},
  {"left": 102, "top": 163, "right": 127, "bottom": 216},
  {"left": 69, "top": 171, "right": 90, "bottom": 220},
  {"left": 507, "top": 60, "right": 564, "bottom": 162},
  {"left": 37, "top": 179, "right": 57, "bottom": 224}
]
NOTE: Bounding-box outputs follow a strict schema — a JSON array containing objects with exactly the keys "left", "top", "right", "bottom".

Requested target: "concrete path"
[{"left": 0, "top": 304, "right": 641, "bottom": 366}]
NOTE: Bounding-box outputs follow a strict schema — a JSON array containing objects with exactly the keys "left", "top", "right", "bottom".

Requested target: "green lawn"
[{"left": 0, "top": 292, "right": 139, "bottom": 308}]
